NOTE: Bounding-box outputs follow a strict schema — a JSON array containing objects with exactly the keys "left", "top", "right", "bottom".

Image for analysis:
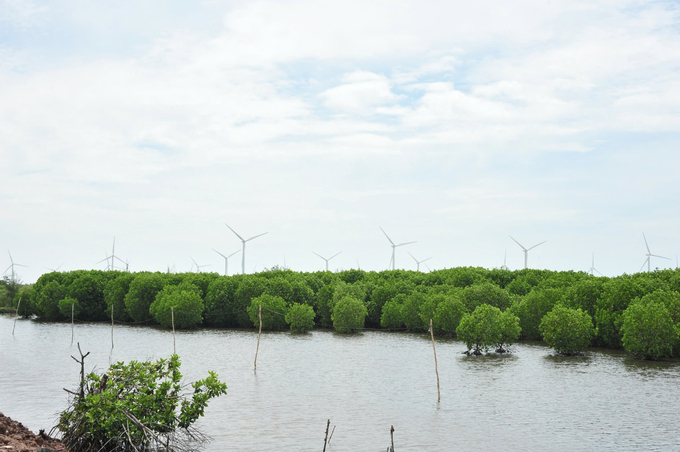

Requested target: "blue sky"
[{"left": 2, "top": 0, "right": 680, "bottom": 282}]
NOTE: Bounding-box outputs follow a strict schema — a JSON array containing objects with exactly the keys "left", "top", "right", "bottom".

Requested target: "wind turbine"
[
  {"left": 510, "top": 236, "right": 546, "bottom": 269},
  {"left": 4, "top": 251, "right": 27, "bottom": 282},
  {"left": 380, "top": 227, "right": 416, "bottom": 271},
  {"left": 589, "top": 253, "right": 602, "bottom": 276},
  {"left": 313, "top": 251, "right": 342, "bottom": 272},
  {"left": 640, "top": 233, "right": 670, "bottom": 273},
  {"left": 97, "top": 252, "right": 112, "bottom": 270},
  {"left": 191, "top": 257, "right": 210, "bottom": 273},
  {"left": 45, "top": 263, "right": 64, "bottom": 272},
  {"left": 213, "top": 248, "right": 240, "bottom": 276},
  {"left": 225, "top": 223, "right": 268, "bottom": 275},
  {"left": 408, "top": 252, "right": 432, "bottom": 272},
  {"left": 500, "top": 249, "right": 509, "bottom": 270}
]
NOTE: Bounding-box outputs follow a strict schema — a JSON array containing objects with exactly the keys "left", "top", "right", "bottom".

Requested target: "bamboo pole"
[
  {"left": 12, "top": 297, "right": 21, "bottom": 336},
  {"left": 111, "top": 304, "right": 115, "bottom": 350},
  {"left": 71, "top": 303, "right": 75, "bottom": 345},
  {"left": 254, "top": 304, "right": 262, "bottom": 370},
  {"left": 430, "top": 318, "right": 441, "bottom": 402},
  {"left": 322, "top": 419, "right": 330, "bottom": 452},
  {"left": 171, "top": 307, "right": 176, "bottom": 355}
]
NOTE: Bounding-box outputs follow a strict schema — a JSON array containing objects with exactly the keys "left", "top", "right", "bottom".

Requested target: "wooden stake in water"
[
  {"left": 110, "top": 304, "right": 115, "bottom": 350},
  {"left": 254, "top": 304, "right": 262, "bottom": 370},
  {"left": 71, "top": 302, "right": 75, "bottom": 345},
  {"left": 12, "top": 297, "right": 21, "bottom": 336},
  {"left": 322, "top": 419, "right": 330, "bottom": 452},
  {"left": 171, "top": 307, "right": 176, "bottom": 355},
  {"left": 430, "top": 318, "right": 441, "bottom": 402}
]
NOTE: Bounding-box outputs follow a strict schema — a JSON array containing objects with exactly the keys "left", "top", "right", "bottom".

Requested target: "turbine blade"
[
  {"left": 650, "top": 254, "right": 671, "bottom": 260},
  {"left": 379, "top": 227, "right": 395, "bottom": 246},
  {"left": 509, "top": 236, "right": 527, "bottom": 251},
  {"left": 640, "top": 258, "right": 649, "bottom": 272},
  {"left": 408, "top": 252, "right": 418, "bottom": 263},
  {"left": 395, "top": 241, "right": 416, "bottom": 247},
  {"left": 191, "top": 257, "right": 199, "bottom": 267},
  {"left": 212, "top": 248, "right": 228, "bottom": 259},
  {"left": 225, "top": 223, "right": 245, "bottom": 242},
  {"left": 421, "top": 257, "right": 433, "bottom": 263},
  {"left": 527, "top": 240, "right": 547, "bottom": 251},
  {"left": 643, "top": 233, "right": 651, "bottom": 254},
  {"left": 227, "top": 249, "right": 241, "bottom": 258},
  {"left": 245, "top": 232, "right": 268, "bottom": 242},
  {"left": 313, "top": 252, "right": 326, "bottom": 260},
  {"left": 329, "top": 252, "right": 342, "bottom": 260}
]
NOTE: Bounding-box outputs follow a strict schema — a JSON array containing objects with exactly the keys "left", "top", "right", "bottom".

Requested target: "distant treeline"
[{"left": 9, "top": 266, "right": 680, "bottom": 359}]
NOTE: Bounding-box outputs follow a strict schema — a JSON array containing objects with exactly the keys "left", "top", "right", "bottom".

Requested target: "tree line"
[{"left": 9, "top": 266, "right": 680, "bottom": 359}]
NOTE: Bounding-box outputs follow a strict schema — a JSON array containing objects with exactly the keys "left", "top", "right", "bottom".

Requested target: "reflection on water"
[{"left": 2, "top": 315, "right": 680, "bottom": 451}]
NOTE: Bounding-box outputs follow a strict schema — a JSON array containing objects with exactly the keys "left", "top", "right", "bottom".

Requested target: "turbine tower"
[
  {"left": 380, "top": 227, "right": 416, "bottom": 271},
  {"left": 510, "top": 236, "right": 546, "bottom": 269},
  {"left": 313, "top": 251, "right": 342, "bottom": 272},
  {"left": 640, "top": 233, "right": 669, "bottom": 273},
  {"left": 4, "top": 251, "right": 27, "bottom": 282},
  {"left": 408, "top": 252, "right": 432, "bottom": 272},
  {"left": 589, "top": 253, "right": 602, "bottom": 276},
  {"left": 225, "top": 223, "right": 268, "bottom": 275},
  {"left": 500, "top": 249, "right": 509, "bottom": 270},
  {"left": 213, "top": 248, "right": 241, "bottom": 276}
]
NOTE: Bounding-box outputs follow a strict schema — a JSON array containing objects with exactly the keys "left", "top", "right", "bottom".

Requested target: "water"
[{"left": 2, "top": 315, "right": 680, "bottom": 451}]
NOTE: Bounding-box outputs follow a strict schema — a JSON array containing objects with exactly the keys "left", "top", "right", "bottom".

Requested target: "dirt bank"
[{"left": 0, "top": 413, "right": 65, "bottom": 452}]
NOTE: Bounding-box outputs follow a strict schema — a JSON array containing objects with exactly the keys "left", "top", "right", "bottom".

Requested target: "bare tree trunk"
[{"left": 430, "top": 319, "right": 441, "bottom": 402}]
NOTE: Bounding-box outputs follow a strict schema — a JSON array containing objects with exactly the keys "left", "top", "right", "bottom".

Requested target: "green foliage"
[
  {"left": 125, "top": 273, "right": 166, "bottom": 323},
  {"left": 68, "top": 273, "right": 106, "bottom": 321},
  {"left": 203, "top": 277, "right": 240, "bottom": 327},
  {"left": 104, "top": 273, "right": 134, "bottom": 323},
  {"left": 59, "top": 297, "right": 81, "bottom": 319},
  {"left": 234, "top": 276, "right": 269, "bottom": 327},
  {"left": 432, "top": 293, "right": 468, "bottom": 336},
  {"left": 35, "top": 280, "right": 67, "bottom": 320},
  {"left": 621, "top": 300, "right": 678, "bottom": 359},
  {"left": 402, "top": 292, "right": 427, "bottom": 331},
  {"left": 540, "top": 306, "right": 595, "bottom": 355},
  {"left": 14, "top": 286, "right": 34, "bottom": 317},
  {"left": 562, "top": 277, "right": 605, "bottom": 317},
  {"left": 496, "top": 310, "right": 521, "bottom": 352},
  {"left": 512, "top": 288, "right": 563, "bottom": 340},
  {"left": 456, "top": 304, "right": 503, "bottom": 355},
  {"left": 57, "top": 354, "right": 227, "bottom": 452},
  {"left": 461, "top": 282, "right": 511, "bottom": 311},
  {"left": 380, "top": 298, "right": 405, "bottom": 329},
  {"left": 285, "top": 303, "right": 316, "bottom": 333},
  {"left": 248, "top": 294, "right": 288, "bottom": 330},
  {"left": 332, "top": 295, "right": 367, "bottom": 333},
  {"left": 150, "top": 283, "right": 204, "bottom": 329}
]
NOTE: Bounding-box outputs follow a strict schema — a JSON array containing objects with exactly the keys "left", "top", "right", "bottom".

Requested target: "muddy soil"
[{"left": 0, "top": 412, "right": 65, "bottom": 452}]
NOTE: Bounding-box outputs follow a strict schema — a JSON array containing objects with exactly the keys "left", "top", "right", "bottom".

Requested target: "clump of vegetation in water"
[
  {"left": 285, "top": 303, "right": 315, "bottom": 333},
  {"left": 540, "top": 305, "right": 595, "bottom": 355},
  {"left": 332, "top": 295, "right": 367, "bottom": 333},
  {"left": 456, "top": 304, "right": 521, "bottom": 355},
  {"left": 621, "top": 292, "right": 679, "bottom": 360},
  {"left": 57, "top": 349, "right": 227, "bottom": 452}
]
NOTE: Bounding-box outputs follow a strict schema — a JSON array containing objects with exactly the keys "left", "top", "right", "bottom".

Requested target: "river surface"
[{"left": 2, "top": 315, "right": 680, "bottom": 451}]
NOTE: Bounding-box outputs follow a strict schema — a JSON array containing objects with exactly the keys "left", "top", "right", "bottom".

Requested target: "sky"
[{"left": 1, "top": 0, "right": 680, "bottom": 283}]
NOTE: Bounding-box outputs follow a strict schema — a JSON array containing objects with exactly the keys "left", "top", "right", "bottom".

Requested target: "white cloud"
[{"left": 319, "top": 71, "right": 400, "bottom": 113}]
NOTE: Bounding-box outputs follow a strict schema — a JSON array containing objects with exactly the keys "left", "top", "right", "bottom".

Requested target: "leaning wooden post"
[
  {"left": 430, "top": 318, "right": 441, "bottom": 402},
  {"left": 71, "top": 302, "right": 75, "bottom": 345},
  {"left": 390, "top": 425, "right": 395, "bottom": 452},
  {"left": 12, "top": 297, "right": 21, "bottom": 336},
  {"left": 110, "top": 304, "right": 115, "bottom": 350},
  {"left": 322, "top": 419, "right": 330, "bottom": 452},
  {"left": 254, "top": 304, "right": 262, "bottom": 370},
  {"left": 171, "top": 307, "right": 176, "bottom": 355}
]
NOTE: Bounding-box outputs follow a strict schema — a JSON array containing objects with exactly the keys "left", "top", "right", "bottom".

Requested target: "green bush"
[
  {"left": 104, "top": 274, "right": 134, "bottom": 322},
  {"left": 462, "top": 282, "right": 511, "bottom": 311},
  {"left": 234, "top": 276, "right": 269, "bottom": 327},
  {"left": 432, "top": 294, "right": 468, "bottom": 336},
  {"left": 495, "top": 310, "right": 521, "bottom": 352},
  {"left": 332, "top": 295, "right": 367, "bottom": 333},
  {"left": 125, "top": 273, "right": 166, "bottom": 323},
  {"left": 57, "top": 354, "right": 227, "bottom": 452},
  {"left": 35, "top": 280, "right": 67, "bottom": 320},
  {"left": 203, "top": 277, "right": 240, "bottom": 327},
  {"left": 59, "top": 297, "right": 81, "bottom": 319},
  {"left": 456, "top": 304, "right": 503, "bottom": 355},
  {"left": 512, "top": 288, "right": 563, "bottom": 340},
  {"left": 248, "top": 294, "right": 288, "bottom": 330},
  {"left": 150, "top": 284, "right": 204, "bottom": 329},
  {"left": 285, "top": 303, "right": 316, "bottom": 333},
  {"left": 68, "top": 273, "right": 106, "bottom": 321},
  {"left": 380, "top": 298, "right": 405, "bottom": 329},
  {"left": 14, "top": 287, "right": 34, "bottom": 317},
  {"left": 621, "top": 300, "right": 679, "bottom": 359},
  {"left": 540, "top": 306, "right": 595, "bottom": 355},
  {"left": 402, "top": 292, "right": 427, "bottom": 331}
]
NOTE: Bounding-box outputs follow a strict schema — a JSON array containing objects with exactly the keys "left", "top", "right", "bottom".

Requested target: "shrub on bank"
[
  {"left": 285, "top": 303, "right": 315, "bottom": 333},
  {"left": 621, "top": 299, "right": 678, "bottom": 360},
  {"left": 540, "top": 305, "right": 594, "bottom": 355},
  {"left": 150, "top": 283, "right": 204, "bottom": 329},
  {"left": 332, "top": 295, "right": 367, "bottom": 333},
  {"left": 248, "top": 294, "right": 288, "bottom": 330}
]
